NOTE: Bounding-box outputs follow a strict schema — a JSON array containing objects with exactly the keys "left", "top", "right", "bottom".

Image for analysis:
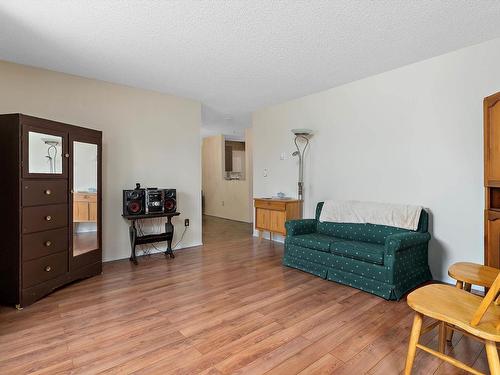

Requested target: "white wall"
[
  {"left": 253, "top": 37, "right": 500, "bottom": 283},
  {"left": 0, "top": 60, "right": 202, "bottom": 262}
]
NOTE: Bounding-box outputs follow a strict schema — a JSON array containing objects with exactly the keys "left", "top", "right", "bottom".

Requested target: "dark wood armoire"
[{"left": 0, "top": 114, "right": 102, "bottom": 308}]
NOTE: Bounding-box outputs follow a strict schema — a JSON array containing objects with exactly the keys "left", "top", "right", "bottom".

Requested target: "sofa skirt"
[{"left": 283, "top": 251, "right": 432, "bottom": 300}]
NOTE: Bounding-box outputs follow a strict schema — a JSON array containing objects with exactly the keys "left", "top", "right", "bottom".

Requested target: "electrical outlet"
[
  {"left": 184, "top": 219, "right": 190, "bottom": 227},
  {"left": 222, "top": 201, "right": 225, "bottom": 206}
]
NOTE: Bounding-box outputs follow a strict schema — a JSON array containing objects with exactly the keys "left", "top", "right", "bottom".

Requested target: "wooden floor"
[
  {"left": 202, "top": 214, "right": 253, "bottom": 245},
  {"left": 0, "top": 216, "right": 490, "bottom": 374},
  {"left": 73, "top": 231, "right": 99, "bottom": 257}
]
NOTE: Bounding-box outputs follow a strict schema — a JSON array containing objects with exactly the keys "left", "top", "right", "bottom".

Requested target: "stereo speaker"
[
  {"left": 163, "top": 189, "right": 177, "bottom": 213},
  {"left": 123, "top": 189, "right": 145, "bottom": 216}
]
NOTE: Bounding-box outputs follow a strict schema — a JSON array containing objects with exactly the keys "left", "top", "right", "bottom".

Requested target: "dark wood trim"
[
  {"left": 19, "top": 114, "right": 102, "bottom": 137},
  {"left": 122, "top": 212, "right": 181, "bottom": 220},
  {"left": 0, "top": 114, "right": 21, "bottom": 306}
]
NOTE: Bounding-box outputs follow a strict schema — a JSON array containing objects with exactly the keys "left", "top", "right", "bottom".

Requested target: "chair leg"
[
  {"left": 404, "top": 312, "right": 423, "bottom": 375},
  {"left": 446, "top": 326, "right": 454, "bottom": 343},
  {"left": 438, "top": 321, "right": 446, "bottom": 353},
  {"left": 446, "top": 281, "right": 463, "bottom": 342},
  {"left": 486, "top": 340, "right": 500, "bottom": 375},
  {"left": 464, "top": 282, "right": 472, "bottom": 292}
]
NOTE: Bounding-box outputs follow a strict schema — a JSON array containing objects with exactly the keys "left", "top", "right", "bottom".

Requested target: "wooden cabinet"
[
  {"left": 256, "top": 207, "right": 270, "bottom": 231},
  {"left": 0, "top": 114, "right": 102, "bottom": 308},
  {"left": 484, "top": 92, "right": 500, "bottom": 267},
  {"left": 270, "top": 210, "right": 286, "bottom": 234},
  {"left": 485, "top": 211, "right": 500, "bottom": 268},
  {"left": 254, "top": 198, "right": 301, "bottom": 238},
  {"left": 73, "top": 192, "right": 97, "bottom": 222},
  {"left": 485, "top": 93, "right": 500, "bottom": 186}
]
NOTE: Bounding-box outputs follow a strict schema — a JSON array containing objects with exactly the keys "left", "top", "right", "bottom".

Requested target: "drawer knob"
[
  {"left": 44, "top": 240, "right": 52, "bottom": 247},
  {"left": 64, "top": 153, "right": 70, "bottom": 158},
  {"left": 45, "top": 215, "right": 52, "bottom": 221},
  {"left": 44, "top": 189, "right": 52, "bottom": 195},
  {"left": 44, "top": 265, "right": 52, "bottom": 272}
]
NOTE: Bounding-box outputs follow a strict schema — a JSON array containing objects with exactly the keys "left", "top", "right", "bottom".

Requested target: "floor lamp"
[{"left": 291, "top": 129, "right": 313, "bottom": 202}]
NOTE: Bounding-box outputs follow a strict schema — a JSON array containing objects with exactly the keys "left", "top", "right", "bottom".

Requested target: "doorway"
[{"left": 201, "top": 129, "right": 253, "bottom": 243}]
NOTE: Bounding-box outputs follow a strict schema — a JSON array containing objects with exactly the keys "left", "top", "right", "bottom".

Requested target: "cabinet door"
[
  {"left": 485, "top": 96, "right": 500, "bottom": 185},
  {"left": 73, "top": 200, "right": 89, "bottom": 222},
  {"left": 22, "top": 122, "right": 68, "bottom": 179},
  {"left": 486, "top": 215, "right": 500, "bottom": 268},
  {"left": 270, "top": 210, "right": 286, "bottom": 234},
  {"left": 256, "top": 208, "right": 270, "bottom": 230},
  {"left": 89, "top": 202, "right": 97, "bottom": 222},
  {"left": 70, "top": 131, "right": 102, "bottom": 270}
]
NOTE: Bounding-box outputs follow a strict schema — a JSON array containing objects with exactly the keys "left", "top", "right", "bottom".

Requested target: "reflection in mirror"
[
  {"left": 73, "top": 141, "right": 98, "bottom": 257},
  {"left": 28, "top": 131, "right": 63, "bottom": 174},
  {"left": 224, "top": 139, "right": 246, "bottom": 180}
]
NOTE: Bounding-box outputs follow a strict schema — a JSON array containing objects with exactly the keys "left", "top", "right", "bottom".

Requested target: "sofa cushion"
[
  {"left": 317, "top": 221, "right": 410, "bottom": 245},
  {"left": 330, "top": 240, "right": 385, "bottom": 265},
  {"left": 287, "top": 233, "right": 341, "bottom": 253}
]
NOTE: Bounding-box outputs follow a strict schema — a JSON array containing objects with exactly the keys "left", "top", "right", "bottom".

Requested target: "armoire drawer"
[
  {"left": 22, "top": 180, "right": 67, "bottom": 207},
  {"left": 22, "top": 204, "right": 68, "bottom": 234},
  {"left": 23, "top": 251, "right": 67, "bottom": 289},
  {"left": 22, "top": 228, "right": 68, "bottom": 261}
]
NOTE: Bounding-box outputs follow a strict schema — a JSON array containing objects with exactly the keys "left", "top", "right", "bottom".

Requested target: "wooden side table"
[{"left": 254, "top": 198, "right": 301, "bottom": 240}]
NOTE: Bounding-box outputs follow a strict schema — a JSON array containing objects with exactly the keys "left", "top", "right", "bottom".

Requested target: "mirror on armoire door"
[
  {"left": 24, "top": 125, "right": 68, "bottom": 179},
  {"left": 72, "top": 141, "right": 99, "bottom": 257}
]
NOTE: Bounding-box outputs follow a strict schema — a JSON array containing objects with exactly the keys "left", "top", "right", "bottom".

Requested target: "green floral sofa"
[{"left": 283, "top": 202, "right": 432, "bottom": 300}]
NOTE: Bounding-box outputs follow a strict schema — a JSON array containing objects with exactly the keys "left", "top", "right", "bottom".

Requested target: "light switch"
[{"left": 280, "top": 152, "right": 286, "bottom": 160}]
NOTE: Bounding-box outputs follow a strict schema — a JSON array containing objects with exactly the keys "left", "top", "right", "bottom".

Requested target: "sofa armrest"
[
  {"left": 285, "top": 219, "right": 317, "bottom": 236},
  {"left": 385, "top": 232, "right": 431, "bottom": 255}
]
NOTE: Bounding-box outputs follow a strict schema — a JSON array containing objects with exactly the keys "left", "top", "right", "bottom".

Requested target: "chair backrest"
[{"left": 471, "top": 271, "right": 500, "bottom": 327}]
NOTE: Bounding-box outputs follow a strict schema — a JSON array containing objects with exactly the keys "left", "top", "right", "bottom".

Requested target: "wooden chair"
[
  {"left": 447, "top": 262, "right": 500, "bottom": 342},
  {"left": 404, "top": 272, "right": 500, "bottom": 375},
  {"left": 448, "top": 262, "right": 500, "bottom": 293}
]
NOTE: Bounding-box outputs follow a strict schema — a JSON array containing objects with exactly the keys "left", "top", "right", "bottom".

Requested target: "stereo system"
[{"left": 123, "top": 183, "right": 177, "bottom": 216}]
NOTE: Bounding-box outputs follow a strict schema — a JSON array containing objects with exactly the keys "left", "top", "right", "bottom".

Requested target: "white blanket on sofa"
[{"left": 319, "top": 200, "right": 422, "bottom": 231}]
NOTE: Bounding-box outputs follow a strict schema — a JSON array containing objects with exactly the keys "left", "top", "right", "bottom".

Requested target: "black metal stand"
[{"left": 123, "top": 212, "right": 180, "bottom": 265}]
